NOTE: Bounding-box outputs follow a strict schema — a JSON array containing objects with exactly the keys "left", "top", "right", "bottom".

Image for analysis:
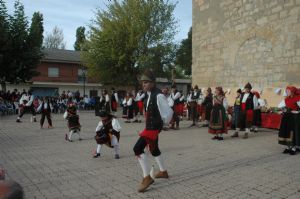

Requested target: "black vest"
[
  {"left": 144, "top": 88, "right": 163, "bottom": 131},
  {"left": 111, "top": 92, "right": 116, "bottom": 102},
  {"left": 191, "top": 91, "right": 200, "bottom": 101},
  {"left": 172, "top": 91, "right": 181, "bottom": 105},
  {"left": 41, "top": 101, "right": 51, "bottom": 112},
  {"left": 240, "top": 92, "right": 254, "bottom": 110}
]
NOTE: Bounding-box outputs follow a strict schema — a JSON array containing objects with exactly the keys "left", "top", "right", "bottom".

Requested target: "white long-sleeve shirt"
[
  {"left": 95, "top": 118, "right": 121, "bottom": 132},
  {"left": 114, "top": 93, "right": 119, "bottom": 103},
  {"left": 146, "top": 92, "right": 173, "bottom": 125},
  {"left": 179, "top": 95, "right": 185, "bottom": 102},
  {"left": 105, "top": 94, "right": 110, "bottom": 103},
  {"left": 167, "top": 95, "right": 174, "bottom": 107},
  {"left": 171, "top": 92, "right": 181, "bottom": 101},
  {"left": 126, "top": 98, "right": 133, "bottom": 106},
  {"left": 187, "top": 93, "right": 192, "bottom": 102},
  {"left": 222, "top": 98, "right": 229, "bottom": 110},
  {"left": 135, "top": 92, "right": 145, "bottom": 101}
]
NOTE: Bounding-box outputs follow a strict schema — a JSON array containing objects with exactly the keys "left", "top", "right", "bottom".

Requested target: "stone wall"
[{"left": 193, "top": 0, "right": 300, "bottom": 106}]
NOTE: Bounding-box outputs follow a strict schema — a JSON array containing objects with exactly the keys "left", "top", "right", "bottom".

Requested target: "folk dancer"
[
  {"left": 110, "top": 88, "right": 119, "bottom": 115},
  {"left": 16, "top": 90, "right": 37, "bottom": 123},
  {"left": 63, "top": 103, "right": 82, "bottom": 142},
  {"left": 103, "top": 89, "right": 111, "bottom": 113},
  {"left": 201, "top": 88, "right": 213, "bottom": 127},
  {"left": 231, "top": 89, "right": 242, "bottom": 130},
  {"left": 37, "top": 97, "right": 53, "bottom": 129},
  {"left": 252, "top": 91, "right": 264, "bottom": 133},
  {"left": 124, "top": 92, "right": 134, "bottom": 123},
  {"left": 232, "top": 83, "right": 258, "bottom": 139},
  {"left": 170, "top": 85, "right": 181, "bottom": 130},
  {"left": 94, "top": 110, "right": 121, "bottom": 159},
  {"left": 178, "top": 91, "right": 185, "bottom": 120},
  {"left": 133, "top": 70, "right": 173, "bottom": 192},
  {"left": 209, "top": 87, "right": 229, "bottom": 140},
  {"left": 133, "top": 89, "right": 145, "bottom": 123},
  {"left": 189, "top": 85, "right": 200, "bottom": 127},
  {"left": 278, "top": 86, "right": 300, "bottom": 155}
]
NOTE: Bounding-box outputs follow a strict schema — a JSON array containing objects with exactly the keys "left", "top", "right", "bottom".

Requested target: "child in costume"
[
  {"left": 94, "top": 110, "right": 121, "bottom": 159},
  {"left": 63, "top": 103, "right": 81, "bottom": 142}
]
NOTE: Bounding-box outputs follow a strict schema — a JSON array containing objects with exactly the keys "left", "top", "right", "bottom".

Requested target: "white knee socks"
[
  {"left": 96, "top": 144, "right": 102, "bottom": 154},
  {"left": 155, "top": 155, "right": 166, "bottom": 172},
  {"left": 138, "top": 153, "right": 150, "bottom": 177},
  {"left": 69, "top": 130, "right": 73, "bottom": 141}
]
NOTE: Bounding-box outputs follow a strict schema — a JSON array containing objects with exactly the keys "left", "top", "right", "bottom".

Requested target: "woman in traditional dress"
[
  {"left": 278, "top": 86, "right": 300, "bottom": 155},
  {"left": 208, "top": 87, "right": 228, "bottom": 140}
]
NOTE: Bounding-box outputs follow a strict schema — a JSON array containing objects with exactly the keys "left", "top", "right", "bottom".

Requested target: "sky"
[{"left": 6, "top": 0, "right": 192, "bottom": 50}]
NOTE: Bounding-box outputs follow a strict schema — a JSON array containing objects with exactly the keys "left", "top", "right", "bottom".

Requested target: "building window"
[
  {"left": 48, "top": 67, "right": 59, "bottom": 77},
  {"left": 78, "top": 68, "right": 87, "bottom": 83}
]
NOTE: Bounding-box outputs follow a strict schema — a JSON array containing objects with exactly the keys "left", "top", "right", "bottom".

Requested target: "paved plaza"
[{"left": 1, "top": 111, "right": 300, "bottom": 199}]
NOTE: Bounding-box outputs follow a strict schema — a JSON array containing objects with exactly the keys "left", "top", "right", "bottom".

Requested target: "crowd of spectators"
[{"left": 0, "top": 89, "right": 97, "bottom": 116}]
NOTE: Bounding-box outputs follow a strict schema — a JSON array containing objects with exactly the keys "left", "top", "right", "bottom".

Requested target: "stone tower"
[{"left": 193, "top": 0, "right": 300, "bottom": 105}]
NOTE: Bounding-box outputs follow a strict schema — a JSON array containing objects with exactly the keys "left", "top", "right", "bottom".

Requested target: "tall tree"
[
  {"left": 83, "top": 0, "right": 178, "bottom": 87},
  {"left": 44, "top": 26, "right": 66, "bottom": 49},
  {"left": 20, "top": 12, "right": 44, "bottom": 81},
  {"left": 74, "top": 26, "right": 86, "bottom": 51},
  {"left": 0, "top": 0, "right": 12, "bottom": 90},
  {"left": 0, "top": 0, "right": 44, "bottom": 91},
  {"left": 175, "top": 27, "right": 192, "bottom": 76},
  {"left": 4, "top": 0, "right": 29, "bottom": 91}
]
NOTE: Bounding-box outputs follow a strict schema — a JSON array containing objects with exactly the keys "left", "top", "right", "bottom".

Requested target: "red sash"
[
  {"left": 111, "top": 101, "right": 117, "bottom": 110},
  {"left": 174, "top": 104, "right": 181, "bottom": 114},
  {"left": 139, "top": 129, "right": 159, "bottom": 140},
  {"left": 242, "top": 103, "right": 253, "bottom": 122},
  {"left": 137, "top": 101, "right": 144, "bottom": 113}
]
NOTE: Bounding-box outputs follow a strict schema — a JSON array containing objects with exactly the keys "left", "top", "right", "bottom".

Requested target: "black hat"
[
  {"left": 244, "top": 82, "right": 252, "bottom": 90},
  {"left": 140, "top": 69, "right": 156, "bottom": 82},
  {"left": 98, "top": 110, "right": 110, "bottom": 118}
]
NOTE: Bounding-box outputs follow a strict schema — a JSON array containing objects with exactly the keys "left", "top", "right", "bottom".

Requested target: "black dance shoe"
[
  {"left": 282, "top": 148, "right": 290, "bottom": 154},
  {"left": 211, "top": 136, "right": 219, "bottom": 140},
  {"left": 93, "top": 153, "right": 101, "bottom": 158},
  {"left": 289, "top": 149, "right": 297, "bottom": 155}
]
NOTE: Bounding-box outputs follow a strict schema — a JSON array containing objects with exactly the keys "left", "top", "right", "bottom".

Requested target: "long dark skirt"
[
  {"left": 205, "top": 104, "right": 212, "bottom": 121},
  {"left": 209, "top": 104, "right": 228, "bottom": 134},
  {"left": 122, "top": 106, "right": 128, "bottom": 118},
  {"left": 253, "top": 109, "right": 261, "bottom": 127},
  {"left": 133, "top": 101, "right": 139, "bottom": 116},
  {"left": 127, "top": 105, "right": 134, "bottom": 119},
  {"left": 278, "top": 112, "right": 300, "bottom": 146}
]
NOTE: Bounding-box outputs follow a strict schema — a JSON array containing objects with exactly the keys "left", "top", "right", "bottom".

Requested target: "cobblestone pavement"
[{"left": 0, "top": 111, "right": 300, "bottom": 199}]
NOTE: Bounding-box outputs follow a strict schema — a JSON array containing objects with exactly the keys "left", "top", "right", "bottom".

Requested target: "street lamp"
[
  {"left": 81, "top": 66, "right": 87, "bottom": 97},
  {"left": 170, "top": 63, "right": 175, "bottom": 85}
]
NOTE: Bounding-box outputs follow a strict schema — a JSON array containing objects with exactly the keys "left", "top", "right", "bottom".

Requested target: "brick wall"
[{"left": 32, "top": 62, "right": 97, "bottom": 83}]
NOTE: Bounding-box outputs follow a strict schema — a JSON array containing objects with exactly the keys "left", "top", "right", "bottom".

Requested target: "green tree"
[
  {"left": 83, "top": 0, "right": 178, "bottom": 87},
  {"left": 0, "top": 0, "right": 44, "bottom": 91},
  {"left": 20, "top": 12, "right": 44, "bottom": 81},
  {"left": 74, "top": 26, "right": 86, "bottom": 51},
  {"left": 0, "top": 0, "right": 12, "bottom": 90},
  {"left": 4, "top": 0, "right": 29, "bottom": 91},
  {"left": 175, "top": 27, "right": 192, "bottom": 76},
  {"left": 44, "top": 26, "right": 66, "bottom": 49}
]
